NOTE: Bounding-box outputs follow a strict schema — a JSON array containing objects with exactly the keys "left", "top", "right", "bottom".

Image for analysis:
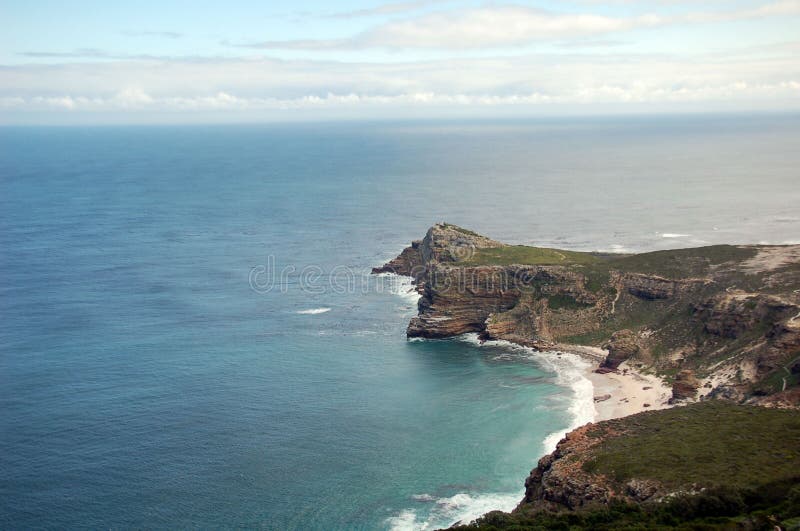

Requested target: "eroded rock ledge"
[{"left": 374, "top": 223, "right": 800, "bottom": 404}]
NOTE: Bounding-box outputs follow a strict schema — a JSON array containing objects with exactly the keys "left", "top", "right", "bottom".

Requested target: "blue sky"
[{"left": 1, "top": 0, "right": 799, "bottom": 122}]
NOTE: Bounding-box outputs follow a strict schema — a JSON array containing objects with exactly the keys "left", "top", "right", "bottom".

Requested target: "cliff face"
[{"left": 375, "top": 223, "right": 800, "bottom": 403}]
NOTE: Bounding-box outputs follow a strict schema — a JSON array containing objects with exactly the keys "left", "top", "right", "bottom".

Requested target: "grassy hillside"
[
  {"left": 453, "top": 402, "right": 800, "bottom": 530},
  {"left": 461, "top": 242, "right": 758, "bottom": 279},
  {"left": 583, "top": 402, "right": 800, "bottom": 488}
]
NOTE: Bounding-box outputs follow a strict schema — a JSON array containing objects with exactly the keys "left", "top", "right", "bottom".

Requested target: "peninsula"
[{"left": 375, "top": 223, "right": 800, "bottom": 529}]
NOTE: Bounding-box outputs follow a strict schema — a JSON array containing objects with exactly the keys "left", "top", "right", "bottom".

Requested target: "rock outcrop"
[
  {"left": 371, "top": 240, "right": 424, "bottom": 277},
  {"left": 601, "top": 329, "right": 639, "bottom": 370},
  {"left": 671, "top": 369, "right": 700, "bottom": 401},
  {"left": 621, "top": 272, "right": 707, "bottom": 300}
]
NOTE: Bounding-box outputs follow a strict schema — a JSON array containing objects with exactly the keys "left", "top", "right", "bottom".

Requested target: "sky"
[{"left": 1, "top": 0, "right": 799, "bottom": 123}]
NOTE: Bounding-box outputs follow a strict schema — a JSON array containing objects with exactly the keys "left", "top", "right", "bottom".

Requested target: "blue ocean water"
[{"left": 1, "top": 116, "right": 799, "bottom": 529}]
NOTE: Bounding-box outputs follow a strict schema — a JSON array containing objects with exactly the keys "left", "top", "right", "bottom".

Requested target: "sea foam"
[
  {"left": 376, "top": 272, "right": 421, "bottom": 306},
  {"left": 296, "top": 307, "right": 331, "bottom": 315},
  {"left": 455, "top": 333, "right": 596, "bottom": 454},
  {"left": 386, "top": 330, "right": 598, "bottom": 530},
  {"left": 387, "top": 491, "right": 522, "bottom": 531}
]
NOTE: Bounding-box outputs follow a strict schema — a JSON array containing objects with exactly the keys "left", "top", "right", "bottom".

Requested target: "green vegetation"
[
  {"left": 456, "top": 483, "right": 800, "bottom": 530},
  {"left": 441, "top": 223, "right": 484, "bottom": 238},
  {"left": 453, "top": 402, "right": 800, "bottom": 530},
  {"left": 583, "top": 402, "right": 800, "bottom": 489},
  {"left": 461, "top": 242, "right": 758, "bottom": 279},
  {"left": 461, "top": 245, "right": 604, "bottom": 267},
  {"left": 547, "top": 294, "right": 593, "bottom": 311},
  {"left": 607, "top": 245, "right": 758, "bottom": 278}
]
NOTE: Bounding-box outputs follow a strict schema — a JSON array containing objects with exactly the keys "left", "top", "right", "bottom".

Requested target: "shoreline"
[
  {"left": 452, "top": 333, "right": 674, "bottom": 431},
  {"left": 551, "top": 342, "right": 673, "bottom": 422},
  {"left": 386, "top": 270, "right": 674, "bottom": 424},
  {"left": 585, "top": 362, "right": 673, "bottom": 421}
]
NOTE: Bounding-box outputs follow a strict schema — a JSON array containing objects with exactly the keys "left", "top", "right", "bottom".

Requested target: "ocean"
[{"left": 1, "top": 115, "right": 799, "bottom": 529}]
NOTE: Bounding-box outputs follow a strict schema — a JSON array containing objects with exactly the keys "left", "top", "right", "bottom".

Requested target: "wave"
[
  {"left": 296, "top": 307, "right": 331, "bottom": 315},
  {"left": 390, "top": 334, "right": 597, "bottom": 529},
  {"left": 661, "top": 233, "right": 690, "bottom": 238},
  {"left": 376, "top": 272, "right": 421, "bottom": 306},
  {"left": 386, "top": 491, "right": 522, "bottom": 531},
  {"left": 533, "top": 351, "right": 596, "bottom": 453},
  {"left": 454, "top": 333, "right": 597, "bottom": 454}
]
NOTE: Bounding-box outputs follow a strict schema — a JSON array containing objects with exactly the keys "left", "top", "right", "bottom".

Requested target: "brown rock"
[
  {"left": 601, "top": 329, "right": 640, "bottom": 370},
  {"left": 625, "top": 479, "right": 659, "bottom": 501},
  {"left": 371, "top": 240, "right": 424, "bottom": 278},
  {"left": 622, "top": 272, "right": 705, "bottom": 300},
  {"left": 671, "top": 369, "right": 700, "bottom": 401}
]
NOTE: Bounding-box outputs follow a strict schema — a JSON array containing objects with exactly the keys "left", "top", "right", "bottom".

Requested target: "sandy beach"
[
  {"left": 587, "top": 362, "right": 673, "bottom": 421},
  {"left": 554, "top": 342, "right": 673, "bottom": 421}
]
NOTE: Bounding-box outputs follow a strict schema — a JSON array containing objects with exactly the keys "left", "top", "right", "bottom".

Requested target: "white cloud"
[
  {"left": 244, "top": 1, "right": 800, "bottom": 50},
  {"left": 326, "top": 0, "right": 452, "bottom": 18},
  {"left": 121, "top": 30, "right": 182, "bottom": 39},
  {"left": 2, "top": 53, "right": 798, "bottom": 119}
]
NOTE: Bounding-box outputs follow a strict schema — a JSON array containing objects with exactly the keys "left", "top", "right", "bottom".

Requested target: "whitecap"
[
  {"left": 533, "top": 351, "right": 596, "bottom": 454},
  {"left": 296, "top": 307, "right": 331, "bottom": 315},
  {"left": 395, "top": 334, "right": 598, "bottom": 528},
  {"left": 661, "top": 233, "right": 689, "bottom": 238},
  {"left": 385, "top": 509, "right": 420, "bottom": 531},
  {"left": 452, "top": 333, "right": 597, "bottom": 455},
  {"left": 376, "top": 272, "right": 421, "bottom": 306},
  {"left": 387, "top": 491, "right": 522, "bottom": 531}
]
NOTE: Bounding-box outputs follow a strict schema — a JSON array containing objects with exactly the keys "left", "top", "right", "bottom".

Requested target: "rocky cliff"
[{"left": 374, "top": 223, "right": 800, "bottom": 404}]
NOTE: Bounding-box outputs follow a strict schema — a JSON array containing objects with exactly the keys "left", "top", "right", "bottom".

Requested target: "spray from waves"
[
  {"left": 533, "top": 351, "right": 596, "bottom": 453},
  {"left": 296, "top": 308, "right": 331, "bottom": 315},
  {"left": 376, "top": 272, "right": 421, "bottom": 306},
  {"left": 386, "top": 491, "right": 522, "bottom": 531},
  {"left": 454, "top": 333, "right": 597, "bottom": 455}
]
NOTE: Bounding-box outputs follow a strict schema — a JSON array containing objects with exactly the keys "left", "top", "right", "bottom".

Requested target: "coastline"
[
  {"left": 552, "top": 342, "right": 673, "bottom": 422},
  {"left": 384, "top": 270, "right": 674, "bottom": 426},
  {"left": 452, "top": 333, "right": 673, "bottom": 445},
  {"left": 585, "top": 362, "right": 673, "bottom": 421},
  {"left": 384, "top": 274, "right": 675, "bottom": 529}
]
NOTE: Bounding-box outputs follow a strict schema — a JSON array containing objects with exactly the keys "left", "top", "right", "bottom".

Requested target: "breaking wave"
[
  {"left": 296, "top": 307, "right": 331, "bottom": 315},
  {"left": 386, "top": 491, "right": 522, "bottom": 531},
  {"left": 376, "top": 272, "right": 421, "bottom": 306},
  {"left": 455, "top": 333, "right": 596, "bottom": 455}
]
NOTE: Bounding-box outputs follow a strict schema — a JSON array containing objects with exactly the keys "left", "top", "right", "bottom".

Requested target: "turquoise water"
[{"left": 2, "top": 116, "right": 799, "bottom": 529}]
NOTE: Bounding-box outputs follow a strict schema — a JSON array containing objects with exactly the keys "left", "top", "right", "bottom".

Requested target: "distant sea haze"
[{"left": 1, "top": 114, "right": 799, "bottom": 529}]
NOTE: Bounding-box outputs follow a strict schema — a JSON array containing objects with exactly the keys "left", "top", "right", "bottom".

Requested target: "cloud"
[
  {"left": 326, "top": 0, "right": 452, "bottom": 18},
  {"left": 121, "top": 30, "right": 183, "bottom": 39},
  {"left": 241, "top": 1, "right": 800, "bottom": 50},
  {"left": 2, "top": 51, "right": 798, "bottom": 119},
  {"left": 245, "top": 6, "right": 663, "bottom": 50},
  {"left": 18, "top": 48, "right": 112, "bottom": 59},
  {"left": 3, "top": 81, "right": 799, "bottom": 115}
]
